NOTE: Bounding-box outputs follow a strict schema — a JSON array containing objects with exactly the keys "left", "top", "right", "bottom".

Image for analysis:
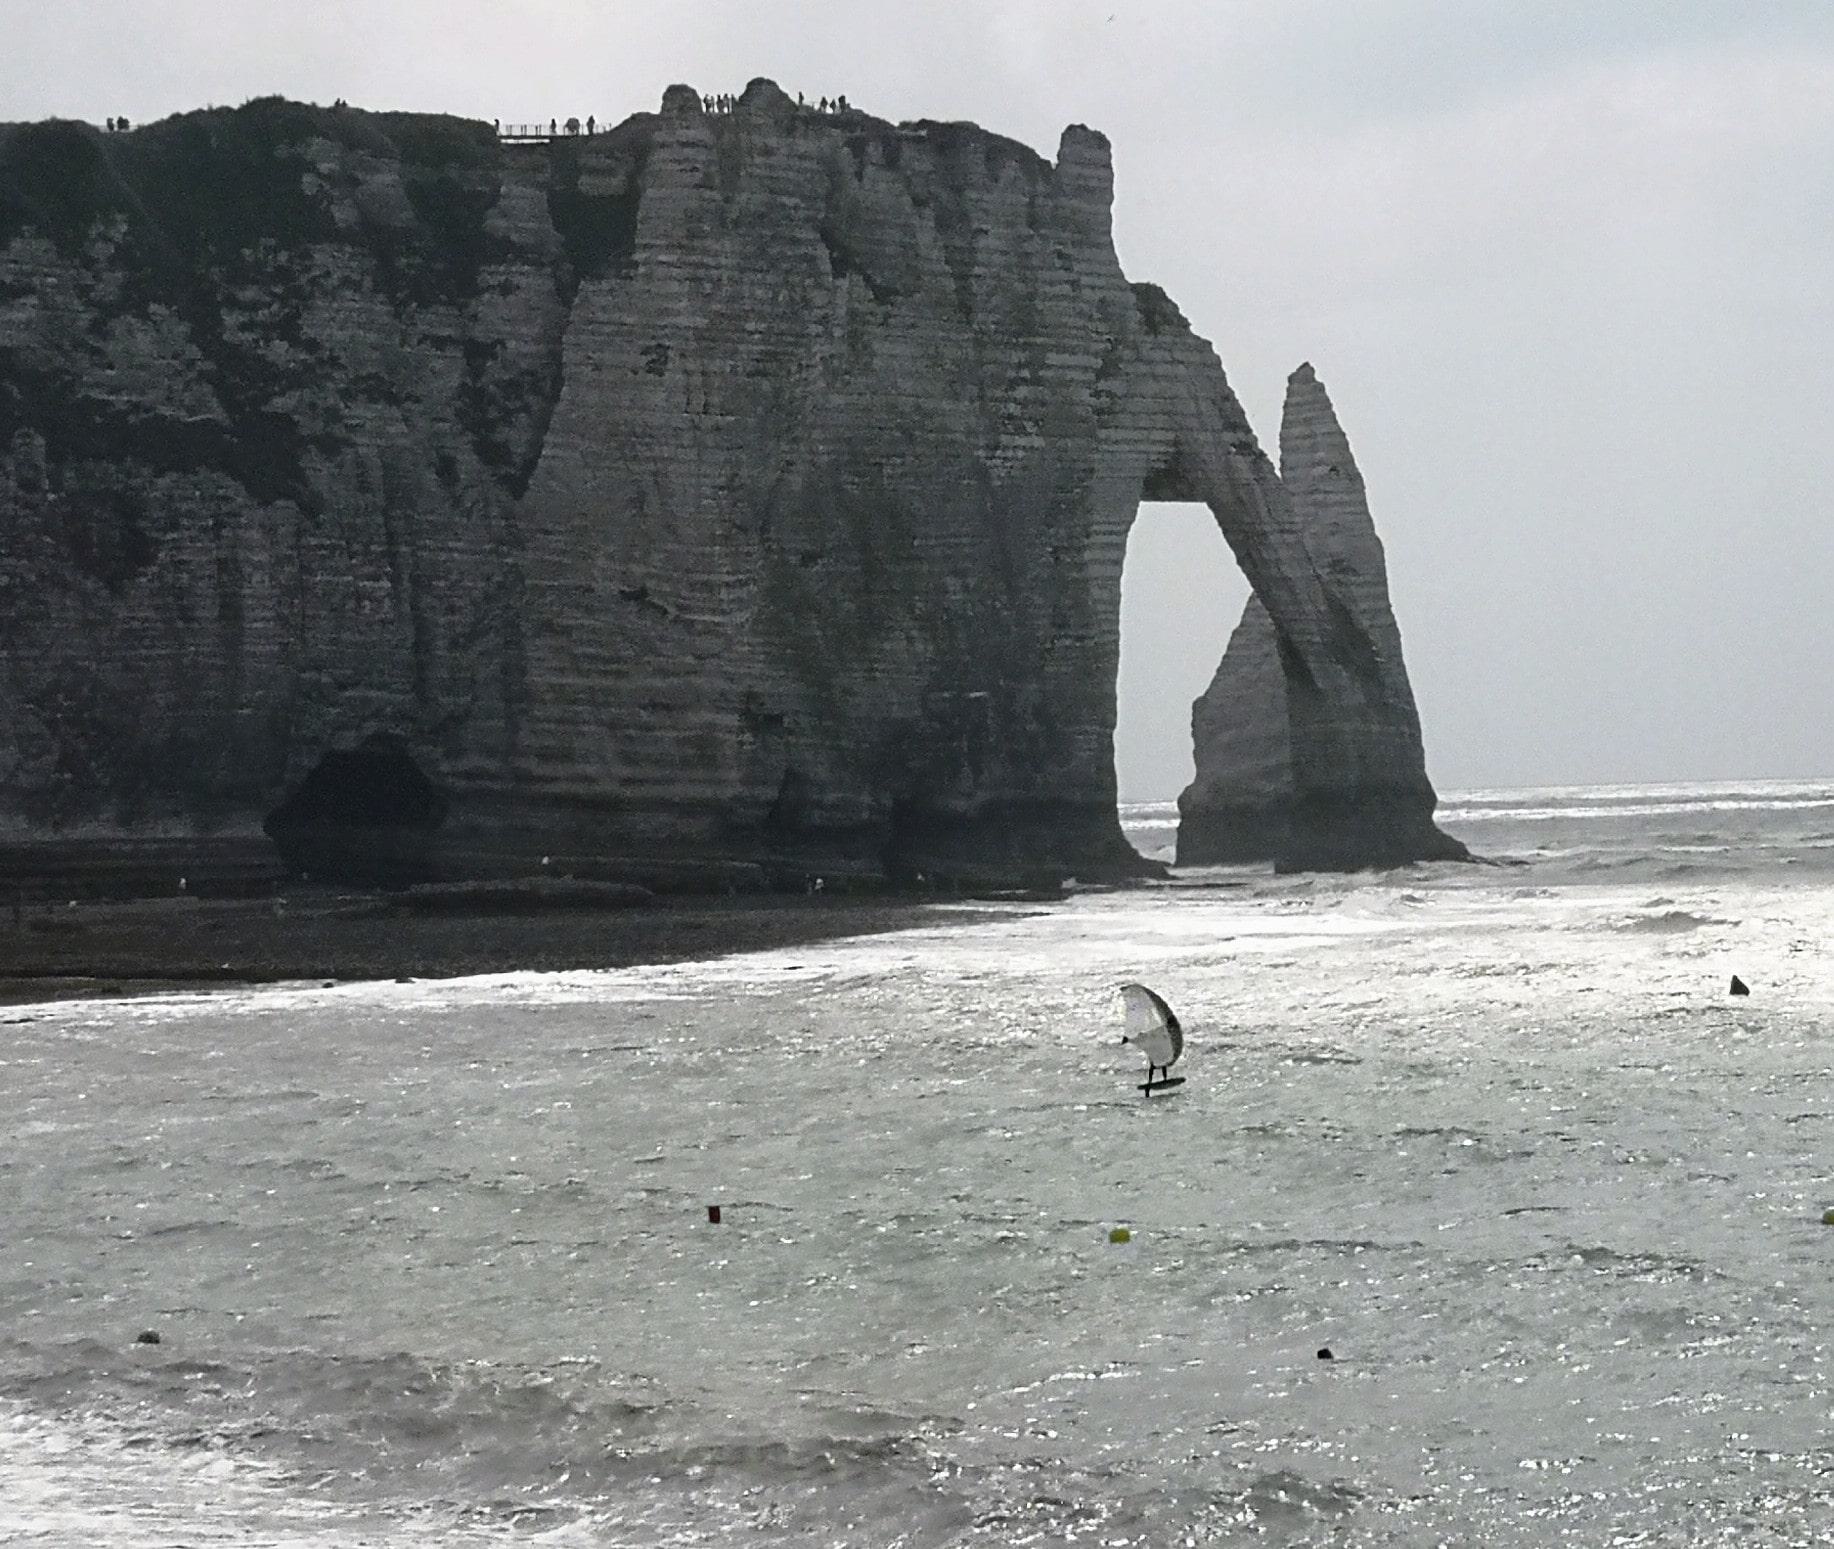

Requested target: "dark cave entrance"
[
  {"left": 1114, "top": 502, "right": 1246, "bottom": 860},
  {"left": 262, "top": 733, "right": 449, "bottom": 886}
]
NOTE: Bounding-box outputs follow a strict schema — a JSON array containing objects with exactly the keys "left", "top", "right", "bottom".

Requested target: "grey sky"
[{"left": 7, "top": 1, "right": 1831, "bottom": 798}]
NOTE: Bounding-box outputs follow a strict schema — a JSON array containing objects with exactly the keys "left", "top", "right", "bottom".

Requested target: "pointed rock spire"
[{"left": 1177, "top": 365, "right": 1466, "bottom": 867}]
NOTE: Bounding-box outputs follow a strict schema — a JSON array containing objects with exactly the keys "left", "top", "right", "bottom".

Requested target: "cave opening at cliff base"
[
  {"left": 1114, "top": 502, "right": 1247, "bottom": 843},
  {"left": 262, "top": 733, "right": 449, "bottom": 885}
]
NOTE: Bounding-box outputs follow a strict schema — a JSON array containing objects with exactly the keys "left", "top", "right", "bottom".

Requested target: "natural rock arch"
[
  {"left": 0, "top": 86, "right": 1460, "bottom": 885},
  {"left": 1074, "top": 306, "right": 1458, "bottom": 872}
]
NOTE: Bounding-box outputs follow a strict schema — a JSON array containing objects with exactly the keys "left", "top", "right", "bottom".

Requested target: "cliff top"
[
  {"left": 0, "top": 82, "right": 1119, "bottom": 285},
  {"left": 0, "top": 97, "right": 497, "bottom": 258}
]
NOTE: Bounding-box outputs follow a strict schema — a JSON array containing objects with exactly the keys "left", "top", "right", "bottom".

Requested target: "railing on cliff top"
[{"left": 497, "top": 99, "right": 852, "bottom": 143}]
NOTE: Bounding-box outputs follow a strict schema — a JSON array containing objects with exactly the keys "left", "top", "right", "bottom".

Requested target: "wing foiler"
[{"left": 1119, "top": 983, "right": 1185, "bottom": 1095}]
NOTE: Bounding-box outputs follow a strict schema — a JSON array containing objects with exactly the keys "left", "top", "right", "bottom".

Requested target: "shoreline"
[{"left": 0, "top": 889, "right": 1029, "bottom": 1006}]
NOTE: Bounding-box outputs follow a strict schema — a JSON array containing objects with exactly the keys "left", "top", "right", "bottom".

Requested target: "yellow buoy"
[
  {"left": 1821, "top": 1208, "right": 1834, "bottom": 1226},
  {"left": 1108, "top": 1226, "right": 1132, "bottom": 1244}
]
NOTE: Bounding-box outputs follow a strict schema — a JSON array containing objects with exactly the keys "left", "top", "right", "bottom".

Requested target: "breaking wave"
[
  {"left": 1614, "top": 910, "right": 1731, "bottom": 933},
  {"left": 1123, "top": 780, "right": 1834, "bottom": 882}
]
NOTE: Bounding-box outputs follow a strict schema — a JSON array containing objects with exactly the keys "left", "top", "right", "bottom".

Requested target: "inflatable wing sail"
[{"left": 1120, "top": 983, "right": 1184, "bottom": 1070}]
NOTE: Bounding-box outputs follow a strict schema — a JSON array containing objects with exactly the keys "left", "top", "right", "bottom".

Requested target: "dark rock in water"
[
  {"left": 134, "top": 1329, "right": 161, "bottom": 1345},
  {"left": 1315, "top": 1346, "right": 1334, "bottom": 1361},
  {"left": 1178, "top": 365, "right": 1465, "bottom": 870},
  {"left": 1730, "top": 975, "right": 1750, "bottom": 996},
  {"left": 1, "top": 92, "right": 1451, "bottom": 884},
  {"left": 970, "top": 884, "right": 1068, "bottom": 903}
]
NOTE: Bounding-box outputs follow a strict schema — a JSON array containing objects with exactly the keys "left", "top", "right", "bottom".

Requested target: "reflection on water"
[{"left": 6, "top": 782, "right": 1834, "bottom": 1544}]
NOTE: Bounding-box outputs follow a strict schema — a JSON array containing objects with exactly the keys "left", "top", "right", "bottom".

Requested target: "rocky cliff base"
[{"left": 0, "top": 888, "right": 1008, "bottom": 1003}]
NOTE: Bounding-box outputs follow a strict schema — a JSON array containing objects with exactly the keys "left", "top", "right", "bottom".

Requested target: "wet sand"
[{"left": 0, "top": 890, "right": 1008, "bottom": 1005}]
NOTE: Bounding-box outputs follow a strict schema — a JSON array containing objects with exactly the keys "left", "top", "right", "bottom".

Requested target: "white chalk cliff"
[{"left": 0, "top": 86, "right": 1458, "bottom": 886}]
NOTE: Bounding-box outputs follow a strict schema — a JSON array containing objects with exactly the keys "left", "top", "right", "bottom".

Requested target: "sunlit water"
[{"left": 6, "top": 782, "right": 1834, "bottom": 1544}]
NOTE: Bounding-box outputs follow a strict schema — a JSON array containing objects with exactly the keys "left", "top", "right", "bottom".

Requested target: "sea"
[{"left": 5, "top": 779, "right": 1834, "bottom": 1545}]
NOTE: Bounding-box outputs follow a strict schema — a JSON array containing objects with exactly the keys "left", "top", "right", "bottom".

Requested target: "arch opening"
[{"left": 1114, "top": 502, "right": 1248, "bottom": 863}]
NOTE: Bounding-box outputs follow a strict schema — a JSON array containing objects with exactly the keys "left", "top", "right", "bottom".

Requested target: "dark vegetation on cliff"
[
  {"left": 0, "top": 101, "right": 526, "bottom": 513},
  {"left": 544, "top": 138, "right": 643, "bottom": 284},
  {"left": 0, "top": 100, "right": 494, "bottom": 253}
]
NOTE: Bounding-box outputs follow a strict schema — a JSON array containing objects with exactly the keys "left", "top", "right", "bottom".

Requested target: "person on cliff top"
[{"left": 586, "top": 114, "right": 595, "bottom": 134}]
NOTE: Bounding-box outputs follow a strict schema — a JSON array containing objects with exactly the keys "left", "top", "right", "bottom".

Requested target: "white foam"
[{"left": 0, "top": 1404, "right": 603, "bottom": 1547}]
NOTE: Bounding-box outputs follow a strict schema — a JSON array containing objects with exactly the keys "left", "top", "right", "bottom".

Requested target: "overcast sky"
[{"left": 7, "top": 1, "right": 1831, "bottom": 798}]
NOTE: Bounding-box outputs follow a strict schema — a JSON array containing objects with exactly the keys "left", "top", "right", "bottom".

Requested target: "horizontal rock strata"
[
  {"left": 2, "top": 85, "right": 1453, "bottom": 888},
  {"left": 1178, "top": 364, "right": 1466, "bottom": 868}
]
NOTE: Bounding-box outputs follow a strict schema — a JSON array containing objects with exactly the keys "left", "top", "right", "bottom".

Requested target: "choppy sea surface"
[{"left": 7, "top": 780, "right": 1834, "bottom": 1545}]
